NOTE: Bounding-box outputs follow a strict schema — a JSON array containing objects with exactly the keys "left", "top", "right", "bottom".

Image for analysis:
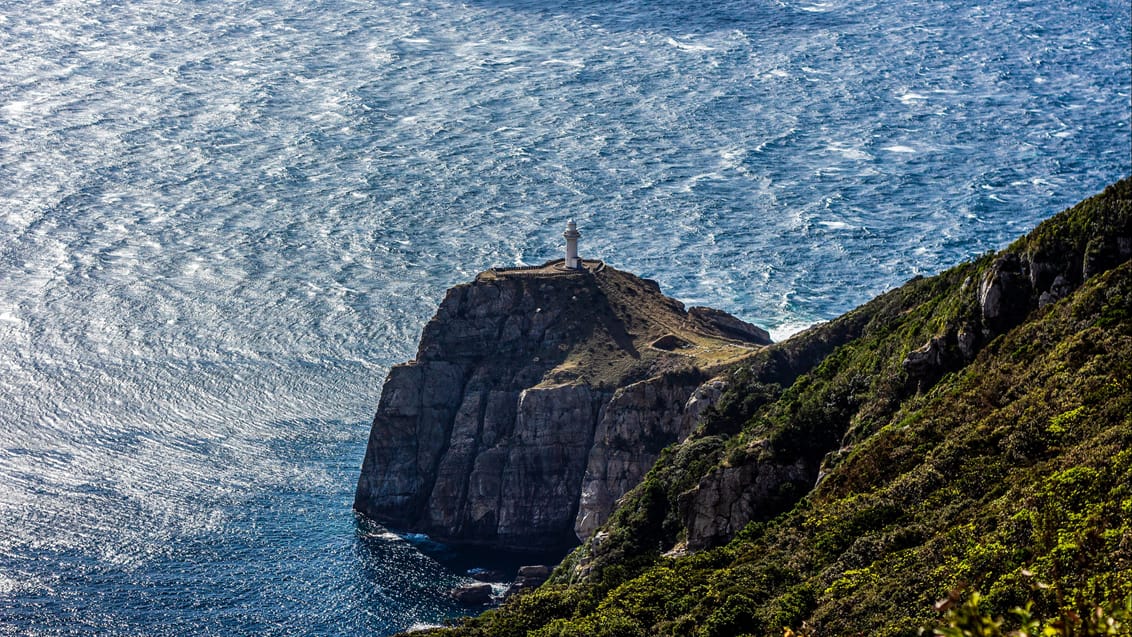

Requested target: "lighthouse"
[{"left": 563, "top": 220, "right": 581, "bottom": 269}]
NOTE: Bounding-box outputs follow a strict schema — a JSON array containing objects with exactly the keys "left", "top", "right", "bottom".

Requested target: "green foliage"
[
  {"left": 531, "top": 612, "right": 645, "bottom": 637},
  {"left": 412, "top": 179, "right": 1132, "bottom": 637},
  {"left": 930, "top": 590, "right": 1132, "bottom": 637}
]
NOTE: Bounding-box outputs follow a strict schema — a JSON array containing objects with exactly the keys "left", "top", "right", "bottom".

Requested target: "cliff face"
[
  {"left": 575, "top": 372, "right": 724, "bottom": 539},
  {"left": 354, "top": 262, "right": 769, "bottom": 550}
]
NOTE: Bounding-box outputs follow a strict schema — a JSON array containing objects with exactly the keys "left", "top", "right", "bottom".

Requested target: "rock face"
[
  {"left": 505, "top": 565, "right": 551, "bottom": 597},
  {"left": 451, "top": 583, "right": 493, "bottom": 605},
  {"left": 679, "top": 445, "right": 812, "bottom": 551},
  {"left": 354, "top": 261, "right": 768, "bottom": 550},
  {"left": 575, "top": 373, "right": 721, "bottom": 539},
  {"left": 903, "top": 208, "right": 1132, "bottom": 390}
]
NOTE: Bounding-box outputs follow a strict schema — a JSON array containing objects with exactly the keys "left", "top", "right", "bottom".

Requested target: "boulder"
[
  {"left": 451, "top": 583, "right": 493, "bottom": 605},
  {"left": 505, "top": 565, "right": 551, "bottom": 597},
  {"left": 678, "top": 443, "right": 813, "bottom": 551}
]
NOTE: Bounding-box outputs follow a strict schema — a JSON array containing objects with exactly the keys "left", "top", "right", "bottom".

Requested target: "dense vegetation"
[{"left": 413, "top": 179, "right": 1131, "bottom": 636}]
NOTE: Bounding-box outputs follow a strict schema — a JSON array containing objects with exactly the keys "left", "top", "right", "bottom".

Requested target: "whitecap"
[
  {"left": 680, "top": 172, "right": 723, "bottom": 192},
  {"left": 541, "top": 58, "right": 585, "bottom": 68},
  {"left": 799, "top": 2, "right": 836, "bottom": 12},
  {"left": 826, "top": 143, "right": 872, "bottom": 161},
  {"left": 0, "top": 573, "right": 43, "bottom": 595},
  {"left": 1, "top": 100, "right": 31, "bottom": 116},
  {"left": 881, "top": 145, "right": 917, "bottom": 153},
  {"left": 719, "top": 147, "right": 745, "bottom": 165},
  {"left": 666, "top": 37, "right": 713, "bottom": 52},
  {"left": 769, "top": 321, "right": 820, "bottom": 343}
]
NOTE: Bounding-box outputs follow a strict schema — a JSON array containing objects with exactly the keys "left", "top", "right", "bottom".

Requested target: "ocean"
[{"left": 0, "top": 0, "right": 1128, "bottom": 634}]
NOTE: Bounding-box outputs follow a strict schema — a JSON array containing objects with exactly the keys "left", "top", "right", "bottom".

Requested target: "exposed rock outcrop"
[
  {"left": 451, "top": 583, "right": 493, "bottom": 605},
  {"left": 978, "top": 252, "right": 1034, "bottom": 332},
  {"left": 354, "top": 261, "right": 768, "bottom": 550},
  {"left": 505, "top": 565, "right": 551, "bottom": 598},
  {"left": 575, "top": 372, "right": 721, "bottom": 539},
  {"left": 903, "top": 202, "right": 1132, "bottom": 389},
  {"left": 679, "top": 443, "right": 813, "bottom": 551}
]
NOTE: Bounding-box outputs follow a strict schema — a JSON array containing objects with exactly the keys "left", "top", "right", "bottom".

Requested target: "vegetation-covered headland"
[{"left": 411, "top": 178, "right": 1131, "bottom": 636}]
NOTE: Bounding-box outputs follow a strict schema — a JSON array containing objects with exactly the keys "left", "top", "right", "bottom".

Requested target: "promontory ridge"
[
  {"left": 354, "top": 221, "right": 771, "bottom": 550},
  {"left": 359, "top": 178, "right": 1132, "bottom": 636}
]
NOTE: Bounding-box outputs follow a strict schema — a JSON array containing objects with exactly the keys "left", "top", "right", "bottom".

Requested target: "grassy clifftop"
[{"left": 415, "top": 178, "right": 1131, "bottom": 636}]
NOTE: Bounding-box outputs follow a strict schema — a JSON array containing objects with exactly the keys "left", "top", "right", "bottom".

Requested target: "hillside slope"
[{"left": 417, "top": 178, "right": 1131, "bottom": 636}]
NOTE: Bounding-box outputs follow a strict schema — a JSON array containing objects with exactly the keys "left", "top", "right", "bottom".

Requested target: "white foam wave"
[
  {"left": 666, "top": 37, "right": 713, "bottom": 52},
  {"left": 826, "top": 142, "right": 873, "bottom": 161},
  {"left": 769, "top": 320, "right": 820, "bottom": 343}
]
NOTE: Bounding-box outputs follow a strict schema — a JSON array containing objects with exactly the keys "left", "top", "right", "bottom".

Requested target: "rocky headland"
[
  {"left": 396, "top": 179, "right": 1132, "bottom": 636},
  {"left": 354, "top": 260, "right": 771, "bottom": 550}
]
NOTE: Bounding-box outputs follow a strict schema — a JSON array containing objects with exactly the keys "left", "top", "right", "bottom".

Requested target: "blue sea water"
[{"left": 0, "top": 0, "right": 1128, "bottom": 634}]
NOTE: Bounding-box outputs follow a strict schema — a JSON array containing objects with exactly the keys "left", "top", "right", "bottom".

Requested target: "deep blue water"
[{"left": 0, "top": 0, "right": 1128, "bottom": 634}]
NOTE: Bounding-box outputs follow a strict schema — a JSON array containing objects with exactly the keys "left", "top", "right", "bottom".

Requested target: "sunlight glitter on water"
[{"left": 0, "top": 0, "right": 1128, "bottom": 634}]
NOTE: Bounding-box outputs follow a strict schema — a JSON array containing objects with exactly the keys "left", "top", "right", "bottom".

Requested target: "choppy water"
[{"left": 0, "top": 0, "right": 1128, "bottom": 634}]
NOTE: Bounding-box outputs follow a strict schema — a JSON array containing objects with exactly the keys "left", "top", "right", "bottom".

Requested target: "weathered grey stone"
[
  {"left": 574, "top": 374, "right": 709, "bottom": 539},
  {"left": 979, "top": 254, "right": 1033, "bottom": 332},
  {"left": 451, "top": 583, "right": 493, "bottom": 605},
  {"left": 957, "top": 327, "right": 977, "bottom": 361},
  {"left": 505, "top": 565, "right": 551, "bottom": 598},
  {"left": 517, "top": 565, "right": 550, "bottom": 578},
  {"left": 679, "top": 443, "right": 812, "bottom": 551},
  {"left": 1038, "top": 274, "right": 1075, "bottom": 307},
  {"left": 355, "top": 265, "right": 768, "bottom": 550},
  {"left": 902, "top": 336, "right": 949, "bottom": 388},
  {"left": 493, "top": 384, "right": 607, "bottom": 547}
]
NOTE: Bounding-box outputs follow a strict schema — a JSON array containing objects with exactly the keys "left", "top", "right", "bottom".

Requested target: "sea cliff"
[{"left": 354, "top": 261, "right": 770, "bottom": 550}]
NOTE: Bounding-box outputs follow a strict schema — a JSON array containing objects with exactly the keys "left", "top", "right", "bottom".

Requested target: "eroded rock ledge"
[{"left": 354, "top": 260, "right": 770, "bottom": 550}]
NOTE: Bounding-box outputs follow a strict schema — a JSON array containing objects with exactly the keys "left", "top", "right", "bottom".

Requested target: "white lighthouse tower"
[{"left": 563, "top": 220, "right": 581, "bottom": 269}]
